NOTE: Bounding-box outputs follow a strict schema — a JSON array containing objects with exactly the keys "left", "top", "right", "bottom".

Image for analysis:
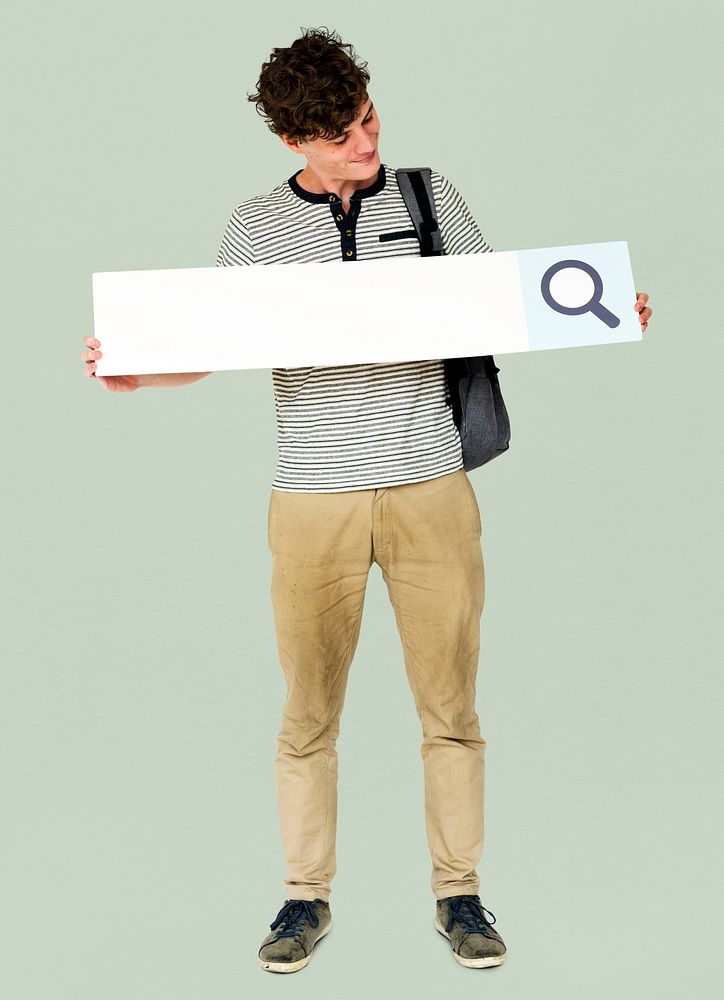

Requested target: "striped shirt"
[{"left": 215, "top": 162, "right": 494, "bottom": 492}]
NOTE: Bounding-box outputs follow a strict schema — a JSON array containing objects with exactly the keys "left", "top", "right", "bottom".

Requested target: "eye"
[{"left": 333, "top": 112, "right": 374, "bottom": 145}]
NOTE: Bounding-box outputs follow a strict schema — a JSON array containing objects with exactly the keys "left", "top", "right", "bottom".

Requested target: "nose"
[{"left": 354, "top": 133, "right": 376, "bottom": 157}]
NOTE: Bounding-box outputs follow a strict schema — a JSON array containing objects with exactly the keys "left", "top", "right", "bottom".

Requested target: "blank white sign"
[{"left": 91, "top": 241, "right": 640, "bottom": 376}]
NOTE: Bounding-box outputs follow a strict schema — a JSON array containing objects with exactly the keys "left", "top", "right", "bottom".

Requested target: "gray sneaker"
[
  {"left": 435, "top": 894, "right": 507, "bottom": 968},
  {"left": 258, "top": 898, "right": 332, "bottom": 973}
]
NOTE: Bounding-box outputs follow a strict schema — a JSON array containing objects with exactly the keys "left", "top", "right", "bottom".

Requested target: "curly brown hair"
[{"left": 247, "top": 26, "right": 371, "bottom": 143}]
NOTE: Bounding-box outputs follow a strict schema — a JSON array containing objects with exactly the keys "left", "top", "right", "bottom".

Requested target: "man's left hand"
[{"left": 635, "top": 291, "right": 652, "bottom": 333}]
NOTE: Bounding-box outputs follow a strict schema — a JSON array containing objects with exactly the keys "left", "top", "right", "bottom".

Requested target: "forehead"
[
  {"left": 358, "top": 96, "right": 373, "bottom": 117},
  {"left": 335, "top": 97, "right": 374, "bottom": 133},
  {"left": 303, "top": 97, "right": 374, "bottom": 146}
]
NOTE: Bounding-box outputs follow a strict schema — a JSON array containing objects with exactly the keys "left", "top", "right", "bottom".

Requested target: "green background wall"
[{"left": 2, "top": 1, "right": 721, "bottom": 997}]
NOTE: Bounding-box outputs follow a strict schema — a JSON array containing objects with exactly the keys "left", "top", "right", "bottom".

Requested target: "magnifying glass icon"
[{"left": 540, "top": 259, "right": 620, "bottom": 328}]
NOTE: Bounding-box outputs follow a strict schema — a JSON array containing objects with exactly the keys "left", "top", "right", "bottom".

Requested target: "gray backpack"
[{"left": 396, "top": 167, "right": 511, "bottom": 471}]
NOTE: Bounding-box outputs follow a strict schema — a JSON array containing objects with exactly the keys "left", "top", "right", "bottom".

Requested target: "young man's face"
[{"left": 281, "top": 96, "right": 381, "bottom": 179}]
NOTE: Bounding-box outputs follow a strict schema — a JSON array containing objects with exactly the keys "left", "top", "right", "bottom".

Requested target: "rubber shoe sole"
[
  {"left": 435, "top": 917, "right": 507, "bottom": 968},
  {"left": 258, "top": 919, "right": 332, "bottom": 974}
]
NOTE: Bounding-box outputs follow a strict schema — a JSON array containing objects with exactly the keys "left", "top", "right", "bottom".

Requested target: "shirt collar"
[{"left": 288, "top": 163, "right": 387, "bottom": 204}]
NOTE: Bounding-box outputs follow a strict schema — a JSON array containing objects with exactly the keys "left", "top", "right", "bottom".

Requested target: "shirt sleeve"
[
  {"left": 215, "top": 206, "right": 256, "bottom": 266},
  {"left": 431, "top": 171, "right": 495, "bottom": 255}
]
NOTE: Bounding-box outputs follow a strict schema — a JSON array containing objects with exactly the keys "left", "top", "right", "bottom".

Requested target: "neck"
[{"left": 295, "top": 162, "right": 380, "bottom": 204}]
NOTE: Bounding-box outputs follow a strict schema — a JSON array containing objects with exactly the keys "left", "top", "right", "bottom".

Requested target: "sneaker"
[
  {"left": 258, "top": 897, "right": 332, "bottom": 973},
  {"left": 435, "top": 894, "right": 507, "bottom": 968}
]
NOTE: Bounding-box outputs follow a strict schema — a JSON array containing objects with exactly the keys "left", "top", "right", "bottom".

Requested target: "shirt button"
[
  {"left": 328, "top": 194, "right": 335, "bottom": 202},
  {"left": 336, "top": 214, "right": 343, "bottom": 221},
  {"left": 346, "top": 229, "right": 353, "bottom": 236},
  {"left": 346, "top": 250, "right": 353, "bottom": 257}
]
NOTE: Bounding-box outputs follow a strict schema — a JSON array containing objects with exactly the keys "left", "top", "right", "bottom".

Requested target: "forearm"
[{"left": 136, "top": 371, "right": 213, "bottom": 388}]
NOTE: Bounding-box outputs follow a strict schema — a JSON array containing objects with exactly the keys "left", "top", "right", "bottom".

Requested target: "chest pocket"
[{"left": 378, "top": 229, "right": 418, "bottom": 243}]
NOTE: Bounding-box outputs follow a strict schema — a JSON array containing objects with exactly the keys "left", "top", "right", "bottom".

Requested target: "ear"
[{"left": 279, "top": 134, "right": 305, "bottom": 155}]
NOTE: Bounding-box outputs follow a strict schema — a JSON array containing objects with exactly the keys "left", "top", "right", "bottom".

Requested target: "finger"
[
  {"left": 634, "top": 292, "right": 649, "bottom": 309},
  {"left": 84, "top": 337, "right": 100, "bottom": 348}
]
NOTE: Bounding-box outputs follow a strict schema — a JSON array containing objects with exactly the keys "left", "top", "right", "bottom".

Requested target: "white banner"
[{"left": 92, "top": 240, "right": 641, "bottom": 375}]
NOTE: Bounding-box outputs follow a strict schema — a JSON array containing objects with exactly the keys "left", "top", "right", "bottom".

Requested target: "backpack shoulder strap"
[
  {"left": 397, "top": 168, "right": 499, "bottom": 379},
  {"left": 396, "top": 167, "right": 444, "bottom": 256}
]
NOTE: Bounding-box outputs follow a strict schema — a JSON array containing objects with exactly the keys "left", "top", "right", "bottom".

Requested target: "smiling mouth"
[{"left": 354, "top": 151, "right": 376, "bottom": 163}]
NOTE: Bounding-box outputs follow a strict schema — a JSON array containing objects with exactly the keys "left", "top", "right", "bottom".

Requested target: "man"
[{"left": 82, "top": 26, "right": 652, "bottom": 974}]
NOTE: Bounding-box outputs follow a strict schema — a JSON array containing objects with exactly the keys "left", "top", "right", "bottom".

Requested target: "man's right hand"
[{"left": 81, "top": 336, "right": 141, "bottom": 392}]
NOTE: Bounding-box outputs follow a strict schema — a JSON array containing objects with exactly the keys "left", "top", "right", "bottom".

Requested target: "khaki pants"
[{"left": 267, "top": 469, "right": 486, "bottom": 902}]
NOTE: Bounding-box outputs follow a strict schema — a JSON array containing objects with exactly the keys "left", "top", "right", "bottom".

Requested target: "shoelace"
[
  {"left": 269, "top": 899, "right": 320, "bottom": 942},
  {"left": 444, "top": 894, "right": 498, "bottom": 938}
]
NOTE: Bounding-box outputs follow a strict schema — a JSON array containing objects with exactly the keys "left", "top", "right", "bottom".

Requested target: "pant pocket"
[
  {"left": 461, "top": 473, "right": 482, "bottom": 536},
  {"left": 267, "top": 490, "right": 278, "bottom": 552}
]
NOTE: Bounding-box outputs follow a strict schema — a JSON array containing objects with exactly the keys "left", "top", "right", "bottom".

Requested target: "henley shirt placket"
[{"left": 328, "top": 193, "right": 362, "bottom": 261}]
